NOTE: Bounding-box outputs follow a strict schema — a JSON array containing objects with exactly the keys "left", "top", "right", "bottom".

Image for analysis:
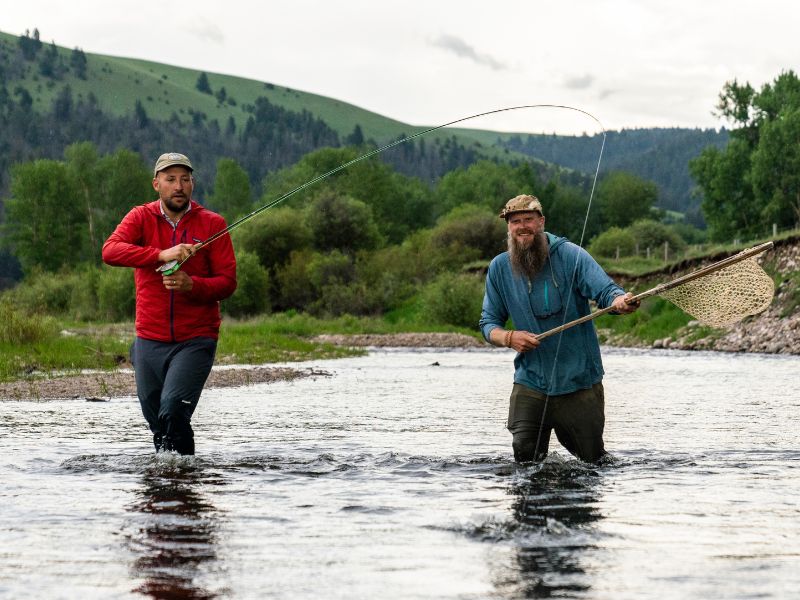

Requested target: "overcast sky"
[{"left": 4, "top": 1, "right": 798, "bottom": 135}]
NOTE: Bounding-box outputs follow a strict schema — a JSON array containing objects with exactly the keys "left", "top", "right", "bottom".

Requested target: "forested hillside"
[
  {"left": 0, "top": 28, "right": 726, "bottom": 210},
  {"left": 496, "top": 128, "right": 729, "bottom": 222}
]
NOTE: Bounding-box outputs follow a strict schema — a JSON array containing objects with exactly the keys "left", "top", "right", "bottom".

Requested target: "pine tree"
[{"left": 196, "top": 72, "right": 212, "bottom": 94}]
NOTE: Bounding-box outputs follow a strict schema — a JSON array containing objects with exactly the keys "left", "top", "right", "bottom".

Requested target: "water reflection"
[
  {"left": 498, "top": 461, "right": 605, "bottom": 598},
  {"left": 126, "top": 459, "right": 226, "bottom": 599}
]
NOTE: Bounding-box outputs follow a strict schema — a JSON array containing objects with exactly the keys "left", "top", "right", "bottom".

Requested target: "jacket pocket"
[{"left": 529, "top": 275, "right": 563, "bottom": 319}]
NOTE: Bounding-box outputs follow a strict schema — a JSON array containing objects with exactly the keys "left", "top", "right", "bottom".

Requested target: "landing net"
[{"left": 659, "top": 251, "right": 774, "bottom": 327}]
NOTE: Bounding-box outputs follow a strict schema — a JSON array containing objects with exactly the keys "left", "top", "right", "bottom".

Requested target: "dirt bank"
[
  {"left": 604, "top": 236, "right": 800, "bottom": 355},
  {"left": 0, "top": 366, "right": 320, "bottom": 402},
  {"left": 312, "top": 332, "right": 485, "bottom": 348}
]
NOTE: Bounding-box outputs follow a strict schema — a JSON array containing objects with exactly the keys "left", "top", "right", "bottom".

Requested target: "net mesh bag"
[{"left": 660, "top": 254, "right": 774, "bottom": 327}]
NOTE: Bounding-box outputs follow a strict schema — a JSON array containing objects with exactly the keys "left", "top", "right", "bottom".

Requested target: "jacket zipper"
[{"left": 169, "top": 228, "right": 177, "bottom": 342}]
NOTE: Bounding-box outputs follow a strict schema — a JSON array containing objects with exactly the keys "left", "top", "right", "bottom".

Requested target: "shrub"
[
  {"left": 4, "top": 267, "right": 81, "bottom": 315},
  {"left": 69, "top": 266, "right": 100, "bottom": 321},
  {"left": 355, "top": 246, "right": 421, "bottom": 312},
  {"left": 306, "top": 250, "right": 354, "bottom": 289},
  {"left": 429, "top": 204, "right": 507, "bottom": 262},
  {"left": 0, "top": 300, "right": 57, "bottom": 344},
  {"left": 418, "top": 272, "right": 485, "bottom": 329},
  {"left": 231, "top": 207, "right": 311, "bottom": 271},
  {"left": 588, "top": 227, "right": 637, "bottom": 258},
  {"left": 97, "top": 266, "right": 135, "bottom": 321},
  {"left": 274, "top": 250, "right": 316, "bottom": 311},
  {"left": 628, "top": 219, "right": 687, "bottom": 254},
  {"left": 222, "top": 250, "right": 270, "bottom": 317},
  {"left": 306, "top": 192, "right": 382, "bottom": 253},
  {"left": 309, "top": 281, "right": 381, "bottom": 317},
  {"left": 669, "top": 221, "right": 708, "bottom": 245}
]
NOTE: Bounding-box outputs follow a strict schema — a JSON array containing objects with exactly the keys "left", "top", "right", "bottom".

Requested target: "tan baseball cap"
[
  {"left": 153, "top": 152, "right": 193, "bottom": 176},
  {"left": 499, "top": 194, "right": 544, "bottom": 220}
]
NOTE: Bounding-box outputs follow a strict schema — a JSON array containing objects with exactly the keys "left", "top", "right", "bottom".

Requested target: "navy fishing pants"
[
  {"left": 131, "top": 336, "right": 217, "bottom": 455},
  {"left": 507, "top": 382, "right": 606, "bottom": 464}
]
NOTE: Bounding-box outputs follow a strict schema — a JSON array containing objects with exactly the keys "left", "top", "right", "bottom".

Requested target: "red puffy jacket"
[{"left": 102, "top": 200, "right": 237, "bottom": 342}]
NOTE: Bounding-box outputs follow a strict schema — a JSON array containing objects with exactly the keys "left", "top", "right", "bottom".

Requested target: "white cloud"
[{"left": 430, "top": 34, "right": 507, "bottom": 71}]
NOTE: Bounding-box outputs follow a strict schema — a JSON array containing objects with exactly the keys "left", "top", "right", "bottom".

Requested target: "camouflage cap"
[
  {"left": 499, "top": 194, "right": 543, "bottom": 220},
  {"left": 153, "top": 152, "right": 193, "bottom": 176}
]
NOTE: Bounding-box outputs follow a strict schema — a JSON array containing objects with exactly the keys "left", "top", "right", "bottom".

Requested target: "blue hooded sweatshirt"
[{"left": 479, "top": 233, "right": 624, "bottom": 396}]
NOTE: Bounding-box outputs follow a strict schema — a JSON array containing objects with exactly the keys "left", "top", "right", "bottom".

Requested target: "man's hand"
[
  {"left": 492, "top": 328, "right": 541, "bottom": 352},
  {"left": 612, "top": 292, "right": 640, "bottom": 314},
  {"left": 162, "top": 270, "right": 193, "bottom": 292},
  {"left": 158, "top": 243, "right": 200, "bottom": 265},
  {"left": 508, "top": 330, "right": 541, "bottom": 352}
]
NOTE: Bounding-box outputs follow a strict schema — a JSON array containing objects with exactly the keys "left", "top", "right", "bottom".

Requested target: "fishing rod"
[
  {"left": 535, "top": 241, "right": 775, "bottom": 341},
  {"left": 156, "top": 104, "right": 605, "bottom": 276}
]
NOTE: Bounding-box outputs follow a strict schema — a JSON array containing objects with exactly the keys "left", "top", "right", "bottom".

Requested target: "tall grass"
[{"left": 0, "top": 301, "right": 57, "bottom": 344}]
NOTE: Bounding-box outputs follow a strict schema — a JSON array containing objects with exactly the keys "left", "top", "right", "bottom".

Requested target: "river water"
[{"left": 1, "top": 347, "right": 798, "bottom": 599}]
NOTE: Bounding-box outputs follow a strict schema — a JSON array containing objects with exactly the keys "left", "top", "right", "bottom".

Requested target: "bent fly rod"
[
  {"left": 156, "top": 104, "right": 607, "bottom": 276},
  {"left": 535, "top": 241, "right": 775, "bottom": 341}
]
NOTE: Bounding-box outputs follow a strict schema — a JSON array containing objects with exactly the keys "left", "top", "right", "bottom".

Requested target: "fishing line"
[
  {"left": 159, "top": 102, "right": 608, "bottom": 474},
  {"left": 157, "top": 104, "right": 605, "bottom": 274},
  {"left": 531, "top": 127, "right": 606, "bottom": 466}
]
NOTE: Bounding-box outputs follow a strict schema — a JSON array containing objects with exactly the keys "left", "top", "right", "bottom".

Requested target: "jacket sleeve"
[
  {"left": 479, "top": 259, "right": 508, "bottom": 342},
  {"left": 572, "top": 245, "right": 624, "bottom": 309},
  {"left": 102, "top": 207, "right": 162, "bottom": 267},
  {"left": 188, "top": 227, "right": 237, "bottom": 303}
]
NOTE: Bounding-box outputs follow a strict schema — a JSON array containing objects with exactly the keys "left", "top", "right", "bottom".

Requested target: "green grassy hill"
[
  {"left": 0, "top": 30, "right": 484, "bottom": 146},
  {"left": 0, "top": 28, "right": 724, "bottom": 213}
]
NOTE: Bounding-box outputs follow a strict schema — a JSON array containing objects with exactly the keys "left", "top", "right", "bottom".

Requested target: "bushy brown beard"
[{"left": 508, "top": 230, "right": 549, "bottom": 280}]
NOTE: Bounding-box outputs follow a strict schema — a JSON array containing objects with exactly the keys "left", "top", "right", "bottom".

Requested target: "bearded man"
[{"left": 479, "top": 194, "right": 638, "bottom": 464}]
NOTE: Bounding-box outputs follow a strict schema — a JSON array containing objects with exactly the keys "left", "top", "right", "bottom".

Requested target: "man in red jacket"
[{"left": 103, "top": 152, "right": 237, "bottom": 455}]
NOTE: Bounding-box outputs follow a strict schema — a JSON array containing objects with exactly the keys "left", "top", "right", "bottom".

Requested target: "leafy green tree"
[
  {"left": 207, "top": 158, "right": 252, "bottom": 222},
  {"left": 751, "top": 107, "right": 800, "bottom": 227},
  {"left": 4, "top": 159, "right": 82, "bottom": 272},
  {"left": 64, "top": 142, "right": 101, "bottom": 263},
  {"left": 262, "top": 147, "right": 434, "bottom": 244},
  {"left": 94, "top": 149, "right": 153, "bottom": 247},
  {"left": 691, "top": 70, "right": 800, "bottom": 240},
  {"left": 433, "top": 160, "right": 539, "bottom": 217},
  {"left": 596, "top": 171, "right": 657, "bottom": 229},
  {"left": 274, "top": 249, "right": 316, "bottom": 310},
  {"left": 429, "top": 204, "right": 506, "bottom": 261},
  {"left": 222, "top": 250, "right": 270, "bottom": 317},
  {"left": 691, "top": 138, "right": 760, "bottom": 241},
  {"left": 544, "top": 182, "right": 601, "bottom": 244},
  {"left": 306, "top": 192, "right": 382, "bottom": 253},
  {"left": 231, "top": 206, "right": 311, "bottom": 271}
]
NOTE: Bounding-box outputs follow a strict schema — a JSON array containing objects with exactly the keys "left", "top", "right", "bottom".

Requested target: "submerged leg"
[
  {"left": 158, "top": 337, "right": 217, "bottom": 456},
  {"left": 552, "top": 383, "right": 607, "bottom": 464},
  {"left": 507, "top": 383, "right": 552, "bottom": 463},
  {"left": 131, "top": 338, "right": 167, "bottom": 451}
]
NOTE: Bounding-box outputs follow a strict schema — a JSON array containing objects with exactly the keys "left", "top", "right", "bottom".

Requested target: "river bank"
[
  {"left": 2, "top": 238, "right": 797, "bottom": 401},
  {"left": 603, "top": 236, "right": 800, "bottom": 354},
  {"left": 0, "top": 333, "right": 481, "bottom": 401}
]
